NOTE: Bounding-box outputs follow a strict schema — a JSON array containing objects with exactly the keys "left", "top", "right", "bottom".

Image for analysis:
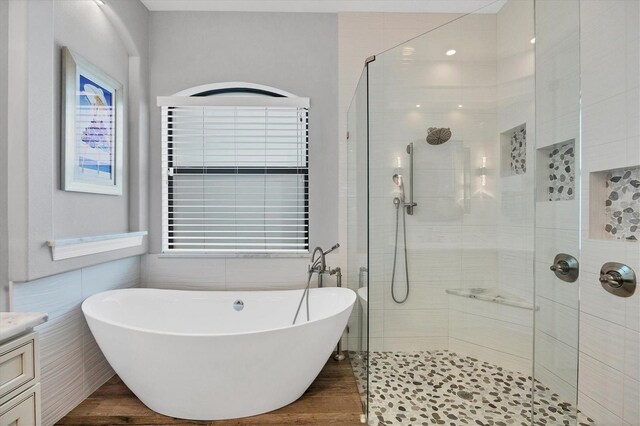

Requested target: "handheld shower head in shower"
[{"left": 392, "top": 173, "right": 405, "bottom": 203}]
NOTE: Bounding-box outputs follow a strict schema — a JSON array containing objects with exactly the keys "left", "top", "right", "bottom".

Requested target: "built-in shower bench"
[
  {"left": 446, "top": 287, "right": 535, "bottom": 310},
  {"left": 446, "top": 287, "right": 535, "bottom": 374}
]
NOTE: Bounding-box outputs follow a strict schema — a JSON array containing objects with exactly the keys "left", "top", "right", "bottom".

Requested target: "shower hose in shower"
[{"left": 391, "top": 200, "right": 410, "bottom": 303}]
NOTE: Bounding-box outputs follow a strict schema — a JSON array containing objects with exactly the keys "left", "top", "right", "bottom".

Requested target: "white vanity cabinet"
[{"left": 0, "top": 332, "right": 42, "bottom": 426}]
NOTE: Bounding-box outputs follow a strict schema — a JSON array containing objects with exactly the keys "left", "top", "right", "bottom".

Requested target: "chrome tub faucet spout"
[{"left": 293, "top": 243, "right": 340, "bottom": 325}]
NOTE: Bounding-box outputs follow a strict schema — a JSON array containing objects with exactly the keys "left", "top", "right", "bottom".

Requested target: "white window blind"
[{"left": 160, "top": 95, "right": 309, "bottom": 254}]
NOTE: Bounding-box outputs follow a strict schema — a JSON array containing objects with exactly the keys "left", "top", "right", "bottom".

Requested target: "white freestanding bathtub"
[{"left": 82, "top": 287, "right": 356, "bottom": 420}]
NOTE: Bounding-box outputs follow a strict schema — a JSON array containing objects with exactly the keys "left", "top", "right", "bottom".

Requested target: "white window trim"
[{"left": 158, "top": 82, "right": 310, "bottom": 256}]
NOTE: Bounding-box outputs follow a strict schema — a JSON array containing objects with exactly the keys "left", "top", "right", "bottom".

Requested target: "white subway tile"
[
  {"left": 579, "top": 353, "right": 625, "bottom": 418},
  {"left": 383, "top": 309, "right": 448, "bottom": 338},
  {"left": 625, "top": 329, "right": 640, "bottom": 381},
  {"left": 450, "top": 338, "right": 532, "bottom": 375},
  {"left": 624, "top": 376, "right": 640, "bottom": 425},
  {"left": 535, "top": 330, "right": 579, "bottom": 386},
  {"left": 143, "top": 254, "right": 225, "bottom": 286},
  {"left": 382, "top": 337, "right": 448, "bottom": 352},
  {"left": 535, "top": 363, "right": 577, "bottom": 405},
  {"left": 580, "top": 312, "right": 626, "bottom": 371},
  {"left": 580, "top": 271, "right": 627, "bottom": 326},
  {"left": 578, "top": 391, "right": 624, "bottom": 426},
  {"left": 536, "top": 296, "right": 579, "bottom": 349}
]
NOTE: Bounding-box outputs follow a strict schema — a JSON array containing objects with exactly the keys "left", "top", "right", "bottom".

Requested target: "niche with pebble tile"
[
  {"left": 590, "top": 166, "right": 640, "bottom": 241},
  {"left": 536, "top": 140, "right": 575, "bottom": 202},
  {"left": 500, "top": 124, "right": 526, "bottom": 176}
]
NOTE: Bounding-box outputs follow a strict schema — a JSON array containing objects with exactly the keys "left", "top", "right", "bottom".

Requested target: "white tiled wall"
[
  {"left": 343, "top": 5, "right": 539, "bottom": 362},
  {"left": 142, "top": 254, "right": 312, "bottom": 290},
  {"left": 11, "top": 256, "right": 141, "bottom": 426},
  {"left": 340, "top": 12, "right": 463, "bottom": 351},
  {"left": 364, "top": 12, "right": 499, "bottom": 352},
  {"left": 577, "top": 1, "right": 640, "bottom": 424}
]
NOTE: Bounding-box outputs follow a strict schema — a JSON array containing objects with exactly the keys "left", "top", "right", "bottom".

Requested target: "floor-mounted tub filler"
[{"left": 82, "top": 287, "right": 356, "bottom": 420}]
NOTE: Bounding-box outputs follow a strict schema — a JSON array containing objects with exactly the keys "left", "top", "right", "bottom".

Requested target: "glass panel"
[
  {"left": 362, "top": 1, "right": 543, "bottom": 424},
  {"left": 342, "top": 1, "right": 611, "bottom": 424},
  {"left": 533, "top": 1, "right": 583, "bottom": 424},
  {"left": 347, "top": 68, "right": 369, "bottom": 414}
]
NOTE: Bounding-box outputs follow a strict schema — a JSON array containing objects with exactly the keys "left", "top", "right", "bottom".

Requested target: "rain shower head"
[{"left": 426, "top": 127, "right": 452, "bottom": 145}]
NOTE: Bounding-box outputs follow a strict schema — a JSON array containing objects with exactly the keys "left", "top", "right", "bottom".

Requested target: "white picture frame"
[{"left": 61, "top": 47, "right": 124, "bottom": 195}]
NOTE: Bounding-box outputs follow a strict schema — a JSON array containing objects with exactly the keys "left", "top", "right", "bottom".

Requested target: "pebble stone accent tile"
[
  {"left": 350, "top": 350, "right": 594, "bottom": 426},
  {"left": 605, "top": 166, "right": 640, "bottom": 241},
  {"left": 510, "top": 127, "right": 527, "bottom": 175},
  {"left": 548, "top": 142, "right": 575, "bottom": 201}
]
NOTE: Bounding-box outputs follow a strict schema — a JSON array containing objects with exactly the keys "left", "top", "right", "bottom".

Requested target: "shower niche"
[
  {"left": 590, "top": 165, "right": 640, "bottom": 241},
  {"left": 536, "top": 139, "right": 576, "bottom": 202},
  {"left": 500, "top": 123, "right": 527, "bottom": 176}
]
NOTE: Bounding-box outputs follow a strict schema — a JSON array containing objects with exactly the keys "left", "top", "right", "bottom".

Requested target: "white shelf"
[
  {"left": 47, "top": 231, "right": 147, "bottom": 261},
  {"left": 446, "top": 287, "right": 535, "bottom": 310}
]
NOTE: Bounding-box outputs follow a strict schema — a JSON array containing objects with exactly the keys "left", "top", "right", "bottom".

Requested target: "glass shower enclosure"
[{"left": 346, "top": 0, "right": 587, "bottom": 424}]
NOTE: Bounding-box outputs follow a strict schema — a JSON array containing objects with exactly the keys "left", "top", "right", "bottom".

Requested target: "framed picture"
[{"left": 62, "top": 47, "right": 123, "bottom": 195}]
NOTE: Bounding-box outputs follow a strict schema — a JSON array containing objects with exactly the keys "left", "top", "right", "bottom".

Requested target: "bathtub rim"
[{"left": 82, "top": 286, "right": 356, "bottom": 338}]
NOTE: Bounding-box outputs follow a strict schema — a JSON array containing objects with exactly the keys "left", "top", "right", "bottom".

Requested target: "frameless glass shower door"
[
  {"left": 346, "top": 1, "right": 588, "bottom": 424},
  {"left": 533, "top": 0, "right": 583, "bottom": 424}
]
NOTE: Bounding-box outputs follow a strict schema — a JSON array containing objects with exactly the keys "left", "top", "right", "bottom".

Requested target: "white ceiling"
[{"left": 140, "top": 0, "right": 506, "bottom": 14}]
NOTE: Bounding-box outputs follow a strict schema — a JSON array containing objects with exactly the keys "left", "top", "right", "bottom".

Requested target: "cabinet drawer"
[
  {"left": 0, "top": 384, "right": 40, "bottom": 426},
  {"left": 0, "top": 333, "right": 38, "bottom": 401}
]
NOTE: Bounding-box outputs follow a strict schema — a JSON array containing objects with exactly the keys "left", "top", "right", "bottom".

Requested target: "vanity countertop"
[{"left": 0, "top": 312, "right": 48, "bottom": 342}]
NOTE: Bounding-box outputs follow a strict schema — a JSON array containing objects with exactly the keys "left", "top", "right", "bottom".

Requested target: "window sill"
[{"left": 156, "top": 252, "right": 310, "bottom": 259}]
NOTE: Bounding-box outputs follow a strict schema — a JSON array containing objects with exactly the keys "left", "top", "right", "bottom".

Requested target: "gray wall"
[
  {"left": 6, "top": 0, "right": 150, "bottom": 283},
  {"left": 53, "top": 0, "right": 130, "bottom": 238},
  {"left": 146, "top": 12, "right": 338, "bottom": 288},
  {"left": 6, "top": 1, "right": 150, "bottom": 424},
  {"left": 0, "top": 0, "right": 8, "bottom": 311}
]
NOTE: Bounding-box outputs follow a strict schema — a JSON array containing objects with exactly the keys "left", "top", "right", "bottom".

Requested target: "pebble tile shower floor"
[{"left": 350, "top": 350, "right": 595, "bottom": 426}]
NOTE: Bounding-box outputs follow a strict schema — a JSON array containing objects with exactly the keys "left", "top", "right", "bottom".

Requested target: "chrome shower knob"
[
  {"left": 550, "top": 261, "right": 570, "bottom": 274},
  {"left": 600, "top": 262, "right": 636, "bottom": 297},
  {"left": 550, "top": 253, "right": 579, "bottom": 283}
]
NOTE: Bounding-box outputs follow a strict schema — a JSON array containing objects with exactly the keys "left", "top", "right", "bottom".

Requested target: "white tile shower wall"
[
  {"left": 363, "top": 13, "right": 499, "bottom": 352},
  {"left": 340, "top": 12, "right": 463, "bottom": 351},
  {"left": 11, "top": 256, "right": 141, "bottom": 426},
  {"left": 578, "top": 1, "right": 640, "bottom": 424},
  {"left": 438, "top": 0, "right": 537, "bottom": 373}
]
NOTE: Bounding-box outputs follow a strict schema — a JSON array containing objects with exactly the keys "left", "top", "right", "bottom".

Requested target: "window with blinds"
[{"left": 159, "top": 89, "right": 309, "bottom": 254}]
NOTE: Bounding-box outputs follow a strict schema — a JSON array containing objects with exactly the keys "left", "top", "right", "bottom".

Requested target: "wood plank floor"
[{"left": 56, "top": 355, "right": 364, "bottom": 426}]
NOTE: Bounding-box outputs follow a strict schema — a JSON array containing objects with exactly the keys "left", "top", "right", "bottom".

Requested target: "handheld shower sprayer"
[
  {"left": 389, "top": 143, "right": 414, "bottom": 304},
  {"left": 392, "top": 174, "right": 405, "bottom": 204}
]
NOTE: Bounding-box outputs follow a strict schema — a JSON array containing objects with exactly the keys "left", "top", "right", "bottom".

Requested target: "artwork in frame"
[{"left": 62, "top": 47, "right": 123, "bottom": 195}]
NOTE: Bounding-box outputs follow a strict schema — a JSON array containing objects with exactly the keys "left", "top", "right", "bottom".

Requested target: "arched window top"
[
  {"left": 159, "top": 82, "right": 309, "bottom": 108},
  {"left": 172, "top": 82, "right": 300, "bottom": 98},
  {"left": 159, "top": 81, "right": 310, "bottom": 254}
]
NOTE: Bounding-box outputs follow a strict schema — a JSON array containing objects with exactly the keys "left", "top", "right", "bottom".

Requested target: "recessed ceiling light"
[
  {"left": 458, "top": 104, "right": 463, "bottom": 108},
  {"left": 446, "top": 49, "right": 456, "bottom": 56},
  {"left": 530, "top": 37, "right": 536, "bottom": 44},
  {"left": 416, "top": 104, "right": 421, "bottom": 108},
  {"left": 95, "top": 0, "right": 105, "bottom": 5}
]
